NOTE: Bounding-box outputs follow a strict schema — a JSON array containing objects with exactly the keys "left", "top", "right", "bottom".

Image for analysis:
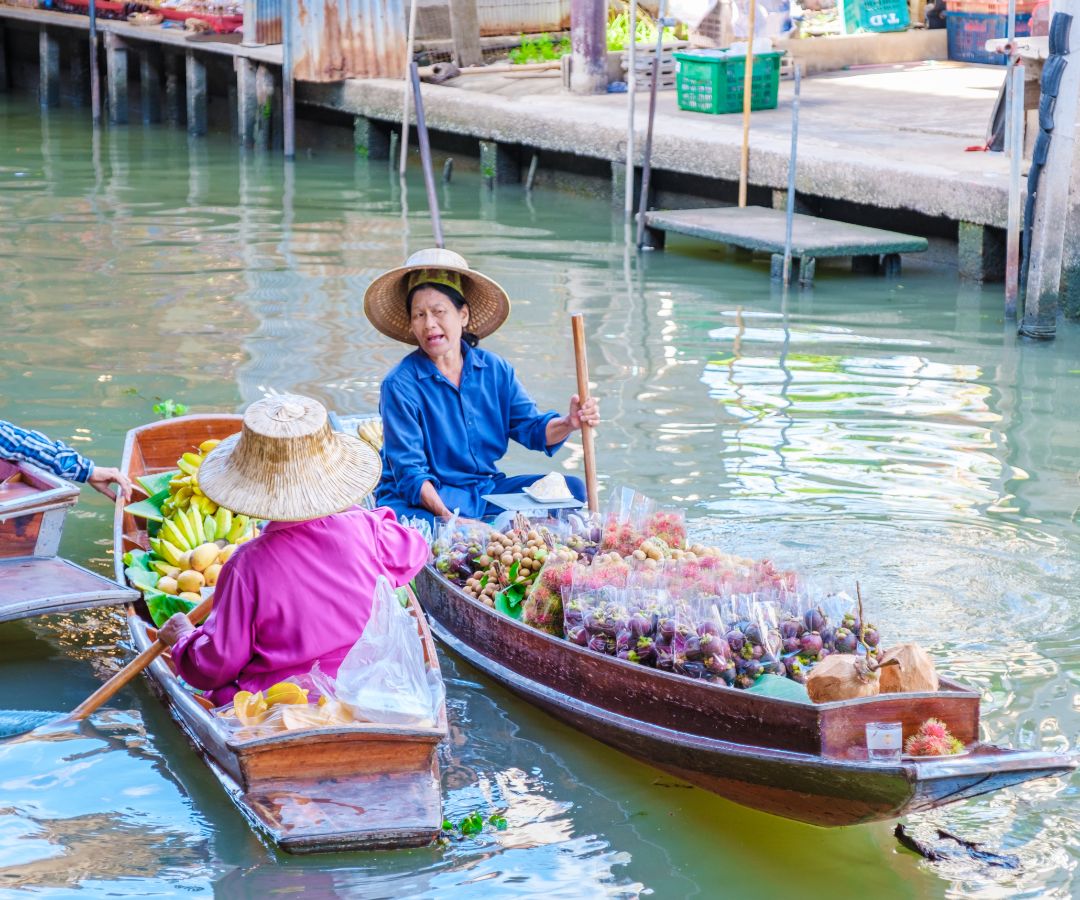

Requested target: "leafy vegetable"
[
  {"left": 509, "top": 32, "right": 570, "bottom": 64},
  {"left": 494, "top": 581, "right": 528, "bottom": 620},
  {"left": 153, "top": 399, "right": 188, "bottom": 419},
  {"left": 125, "top": 565, "right": 159, "bottom": 592},
  {"left": 124, "top": 488, "right": 171, "bottom": 523},
  {"left": 146, "top": 591, "right": 197, "bottom": 627}
]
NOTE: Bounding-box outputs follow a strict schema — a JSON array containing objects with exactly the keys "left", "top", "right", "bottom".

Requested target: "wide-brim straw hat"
[
  {"left": 198, "top": 394, "right": 382, "bottom": 522},
  {"left": 363, "top": 247, "right": 511, "bottom": 345}
]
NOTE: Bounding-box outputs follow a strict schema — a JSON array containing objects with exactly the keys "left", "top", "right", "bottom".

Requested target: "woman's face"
[{"left": 409, "top": 286, "right": 470, "bottom": 358}]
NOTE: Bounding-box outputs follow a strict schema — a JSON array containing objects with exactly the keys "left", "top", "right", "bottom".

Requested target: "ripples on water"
[{"left": 0, "top": 95, "right": 1077, "bottom": 898}]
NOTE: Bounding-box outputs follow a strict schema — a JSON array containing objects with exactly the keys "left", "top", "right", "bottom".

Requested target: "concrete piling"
[
  {"left": 39, "top": 28, "right": 60, "bottom": 109},
  {"left": 104, "top": 33, "right": 127, "bottom": 124},
  {"left": 164, "top": 51, "right": 183, "bottom": 127},
  {"left": 253, "top": 62, "right": 274, "bottom": 151},
  {"left": 354, "top": 115, "right": 392, "bottom": 160},
  {"left": 140, "top": 47, "right": 161, "bottom": 125},
  {"left": 236, "top": 57, "right": 257, "bottom": 146},
  {"left": 479, "top": 140, "right": 520, "bottom": 188},
  {"left": 0, "top": 26, "right": 8, "bottom": 93},
  {"left": 958, "top": 221, "right": 1005, "bottom": 282},
  {"left": 68, "top": 39, "right": 88, "bottom": 107},
  {"left": 185, "top": 50, "right": 207, "bottom": 137}
]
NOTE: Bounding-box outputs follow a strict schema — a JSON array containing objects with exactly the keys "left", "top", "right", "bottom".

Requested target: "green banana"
[
  {"left": 162, "top": 519, "right": 191, "bottom": 552},
  {"left": 158, "top": 539, "right": 185, "bottom": 566},
  {"left": 203, "top": 514, "right": 217, "bottom": 543},
  {"left": 214, "top": 507, "right": 233, "bottom": 539},
  {"left": 189, "top": 506, "right": 206, "bottom": 545},
  {"left": 227, "top": 515, "right": 250, "bottom": 544}
]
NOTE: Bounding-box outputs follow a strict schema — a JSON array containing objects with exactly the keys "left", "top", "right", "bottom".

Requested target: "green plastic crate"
[{"left": 674, "top": 50, "right": 783, "bottom": 115}]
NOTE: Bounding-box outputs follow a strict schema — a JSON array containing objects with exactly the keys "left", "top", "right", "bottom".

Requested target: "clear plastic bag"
[
  {"left": 566, "top": 554, "right": 631, "bottom": 656},
  {"left": 522, "top": 545, "right": 577, "bottom": 636},
  {"left": 600, "top": 486, "right": 655, "bottom": 556},
  {"left": 315, "top": 575, "right": 444, "bottom": 728}
]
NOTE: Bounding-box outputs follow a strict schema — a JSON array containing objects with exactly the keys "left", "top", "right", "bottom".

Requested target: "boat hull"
[{"left": 416, "top": 566, "right": 1076, "bottom": 827}]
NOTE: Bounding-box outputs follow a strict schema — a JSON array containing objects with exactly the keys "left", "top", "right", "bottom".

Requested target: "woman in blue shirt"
[{"left": 364, "top": 248, "right": 599, "bottom": 523}]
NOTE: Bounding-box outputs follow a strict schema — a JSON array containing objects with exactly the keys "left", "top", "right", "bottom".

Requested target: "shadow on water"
[{"left": 0, "top": 93, "right": 1077, "bottom": 898}]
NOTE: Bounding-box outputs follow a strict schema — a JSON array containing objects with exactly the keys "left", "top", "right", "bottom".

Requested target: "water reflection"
[{"left": 0, "top": 93, "right": 1076, "bottom": 898}]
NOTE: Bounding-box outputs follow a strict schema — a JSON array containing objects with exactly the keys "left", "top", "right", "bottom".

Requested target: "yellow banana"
[
  {"left": 174, "top": 486, "right": 193, "bottom": 507},
  {"left": 177, "top": 458, "right": 199, "bottom": 477},
  {"left": 157, "top": 539, "right": 185, "bottom": 567},
  {"left": 169, "top": 475, "right": 190, "bottom": 491},
  {"left": 175, "top": 510, "right": 198, "bottom": 548},
  {"left": 181, "top": 452, "right": 204, "bottom": 469},
  {"left": 198, "top": 439, "right": 221, "bottom": 454},
  {"left": 214, "top": 507, "right": 233, "bottom": 538},
  {"left": 151, "top": 560, "right": 181, "bottom": 578},
  {"left": 189, "top": 506, "right": 206, "bottom": 545},
  {"left": 227, "top": 515, "right": 250, "bottom": 544},
  {"left": 162, "top": 519, "right": 191, "bottom": 552}
]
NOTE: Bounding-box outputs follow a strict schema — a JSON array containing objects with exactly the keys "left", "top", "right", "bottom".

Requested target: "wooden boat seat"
[{"left": 0, "top": 556, "right": 136, "bottom": 624}]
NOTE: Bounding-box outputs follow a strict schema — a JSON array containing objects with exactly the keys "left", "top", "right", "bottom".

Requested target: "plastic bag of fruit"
[
  {"left": 210, "top": 675, "right": 350, "bottom": 739},
  {"left": 315, "top": 575, "right": 444, "bottom": 727},
  {"left": 564, "top": 553, "right": 631, "bottom": 655},
  {"left": 600, "top": 486, "right": 655, "bottom": 556},
  {"left": 522, "top": 545, "right": 577, "bottom": 635},
  {"left": 432, "top": 516, "right": 497, "bottom": 585}
]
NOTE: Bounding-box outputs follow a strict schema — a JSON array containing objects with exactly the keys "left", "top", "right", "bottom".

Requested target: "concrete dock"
[{"left": 0, "top": 5, "right": 1014, "bottom": 279}]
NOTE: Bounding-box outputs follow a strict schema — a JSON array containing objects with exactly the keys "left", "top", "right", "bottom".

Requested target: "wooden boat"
[
  {"left": 0, "top": 459, "right": 136, "bottom": 623},
  {"left": 417, "top": 566, "right": 1077, "bottom": 827},
  {"left": 114, "top": 414, "right": 447, "bottom": 853}
]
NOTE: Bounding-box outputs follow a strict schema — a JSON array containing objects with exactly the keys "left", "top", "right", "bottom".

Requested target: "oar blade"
[{"left": 0, "top": 710, "right": 60, "bottom": 740}]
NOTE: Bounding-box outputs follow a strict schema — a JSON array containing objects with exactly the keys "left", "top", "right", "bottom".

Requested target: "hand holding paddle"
[{"left": 571, "top": 314, "right": 599, "bottom": 513}]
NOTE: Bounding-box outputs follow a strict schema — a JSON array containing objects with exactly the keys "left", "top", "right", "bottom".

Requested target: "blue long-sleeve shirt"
[
  {"left": 376, "top": 343, "right": 564, "bottom": 516},
  {"left": 0, "top": 420, "right": 94, "bottom": 483}
]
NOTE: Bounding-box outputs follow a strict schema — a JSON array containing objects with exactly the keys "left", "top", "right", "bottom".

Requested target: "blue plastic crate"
[{"left": 946, "top": 10, "right": 1031, "bottom": 64}]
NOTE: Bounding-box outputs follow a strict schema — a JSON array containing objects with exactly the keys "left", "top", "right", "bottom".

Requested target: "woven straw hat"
[
  {"left": 198, "top": 395, "right": 381, "bottom": 522},
  {"left": 363, "top": 248, "right": 511, "bottom": 345}
]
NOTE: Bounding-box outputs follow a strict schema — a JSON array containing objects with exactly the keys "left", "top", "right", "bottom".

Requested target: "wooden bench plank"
[{"left": 0, "top": 557, "right": 136, "bottom": 623}]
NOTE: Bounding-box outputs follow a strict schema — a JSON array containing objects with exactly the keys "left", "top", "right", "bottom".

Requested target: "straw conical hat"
[
  {"left": 198, "top": 395, "right": 381, "bottom": 522},
  {"left": 363, "top": 248, "right": 511, "bottom": 345}
]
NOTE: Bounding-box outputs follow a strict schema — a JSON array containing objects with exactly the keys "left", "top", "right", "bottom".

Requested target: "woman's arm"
[
  {"left": 544, "top": 394, "right": 600, "bottom": 447},
  {"left": 381, "top": 382, "right": 442, "bottom": 508}
]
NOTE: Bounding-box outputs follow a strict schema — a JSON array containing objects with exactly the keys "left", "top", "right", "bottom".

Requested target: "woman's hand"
[
  {"left": 87, "top": 466, "right": 133, "bottom": 503},
  {"left": 158, "top": 612, "right": 196, "bottom": 648},
  {"left": 567, "top": 394, "right": 599, "bottom": 430}
]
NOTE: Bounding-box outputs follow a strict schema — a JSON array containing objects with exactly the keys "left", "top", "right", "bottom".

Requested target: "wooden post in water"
[
  {"left": 39, "top": 28, "right": 60, "bottom": 109},
  {"left": 737, "top": 0, "right": 758, "bottom": 207},
  {"left": 781, "top": 65, "right": 801, "bottom": 286},
  {"left": 410, "top": 61, "right": 444, "bottom": 248},
  {"left": 624, "top": 0, "right": 637, "bottom": 221},
  {"left": 105, "top": 34, "right": 128, "bottom": 125},
  {"left": 399, "top": 0, "right": 419, "bottom": 176},
  {"left": 570, "top": 0, "right": 607, "bottom": 94},
  {"left": 282, "top": 0, "right": 295, "bottom": 159},
  {"left": 1005, "top": 61, "right": 1024, "bottom": 317},
  {"left": 89, "top": 0, "right": 101, "bottom": 125},
  {"left": 185, "top": 51, "right": 207, "bottom": 137},
  {"left": 140, "top": 47, "right": 161, "bottom": 125}
]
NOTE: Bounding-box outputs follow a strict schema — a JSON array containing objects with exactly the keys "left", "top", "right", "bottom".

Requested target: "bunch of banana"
[
  {"left": 160, "top": 439, "right": 222, "bottom": 520},
  {"left": 357, "top": 418, "right": 383, "bottom": 452}
]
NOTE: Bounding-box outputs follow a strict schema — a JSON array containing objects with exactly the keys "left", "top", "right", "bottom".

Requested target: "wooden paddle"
[
  {"left": 0, "top": 597, "right": 212, "bottom": 740},
  {"left": 571, "top": 314, "right": 599, "bottom": 513}
]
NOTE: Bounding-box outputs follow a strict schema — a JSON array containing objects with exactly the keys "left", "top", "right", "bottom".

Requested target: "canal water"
[{"left": 0, "top": 92, "right": 1076, "bottom": 898}]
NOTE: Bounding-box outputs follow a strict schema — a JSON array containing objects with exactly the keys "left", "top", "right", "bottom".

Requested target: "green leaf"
[
  {"left": 137, "top": 470, "right": 180, "bottom": 496},
  {"left": 488, "top": 814, "right": 507, "bottom": 831},
  {"left": 123, "top": 549, "right": 151, "bottom": 570},
  {"left": 508, "top": 560, "right": 520, "bottom": 582},
  {"left": 145, "top": 591, "right": 197, "bottom": 628},
  {"left": 479, "top": 573, "right": 489, "bottom": 590},
  {"left": 125, "top": 566, "right": 159, "bottom": 591},
  {"left": 494, "top": 584, "right": 526, "bottom": 620},
  {"left": 124, "top": 488, "right": 171, "bottom": 523}
]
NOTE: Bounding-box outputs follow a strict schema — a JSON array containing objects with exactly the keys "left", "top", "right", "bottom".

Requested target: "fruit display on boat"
[
  {"left": 122, "top": 439, "right": 259, "bottom": 625},
  {"left": 905, "top": 718, "right": 965, "bottom": 757},
  {"left": 431, "top": 488, "right": 897, "bottom": 696}
]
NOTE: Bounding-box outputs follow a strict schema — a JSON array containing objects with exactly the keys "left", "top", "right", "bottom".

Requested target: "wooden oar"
[
  {"left": 0, "top": 597, "right": 213, "bottom": 740},
  {"left": 571, "top": 314, "right": 599, "bottom": 513}
]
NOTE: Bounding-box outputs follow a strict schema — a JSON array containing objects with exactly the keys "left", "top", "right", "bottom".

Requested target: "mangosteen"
[
  {"left": 656, "top": 645, "right": 674, "bottom": 670},
  {"left": 760, "top": 653, "right": 782, "bottom": 675},
  {"left": 659, "top": 617, "right": 676, "bottom": 641},
  {"left": 800, "top": 631, "right": 823, "bottom": 656},
  {"left": 862, "top": 624, "right": 880, "bottom": 648},
  {"left": 567, "top": 626, "right": 589, "bottom": 646},
  {"left": 804, "top": 607, "right": 825, "bottom": 633},
  {"left": 635, "top": 636, "right": 657, "bottom": 664},
  {"left": 751, "top": 643, "right": 765, "bottom": 660},
  {"left": 697, "top": 620, "right": 721, "bottom": 638},
  {"left": 679, "top": 660, "right": 707, "bottom": 679},
  {"left": 819, "top": 625, "right": 837, "bottom": 650},
  {"left": 743, "top": 623, "right": 764, "bottom": 645},
  {"left": 564, "top": 604, "right": 584, "bottom": 628},
  {"left": 726, "top": 630, "right": 745, "bottom": 653},
  {"left": 782, "top": 636, "right": 801, "bottom": 654},
  {"left": 683, "top": 635, "right": 704, "bottom": 661},
  {"left": 699, "top": 634, "right": 724, "bottom": 657},
  {"left": 616, "top": 649, "right": 632, "bottom": 661},
  {"left": 834, "top": 627, "right": 858, "bottom": 654},
  {"left": 587, "top": 634, "right": 613, "bottom": 655},
  {"left": 628, "top": 613, "right": 651, "bottom": 639},
  {"left": 780, "top": 617, "right": 804, "bottom": 640}
]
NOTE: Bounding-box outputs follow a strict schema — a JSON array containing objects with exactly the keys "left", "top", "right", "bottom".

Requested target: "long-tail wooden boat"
[
  {"left": 417, "top": 565, "right": 1077, "bottom": 827},
  {"left": 114, "top": 414, "right": 447, "bottom": 853},
  {"left": 0, "top": 460, "right": 136, "bottom": 623}
]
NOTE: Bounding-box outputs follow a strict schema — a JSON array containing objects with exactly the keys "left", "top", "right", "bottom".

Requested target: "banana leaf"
[
  {"left": 137, "top": 470, "right": 180, "bottom": 496},
  {"left": 124, "top": 488, "right": 171, "bottom": 523},
  {"left": 145, "top": 591, "right": 197, "bottom": 628},
  {"left": 125, "top": 565, "right": 159, "bottom": 592},
  {"left": 123, "top": 548, "right": 151, "bottom": 570}
]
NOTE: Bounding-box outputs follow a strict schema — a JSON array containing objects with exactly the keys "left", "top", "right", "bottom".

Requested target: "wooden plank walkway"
[{"left": 642, "top": 205, "right": 929, "bottom": 285}]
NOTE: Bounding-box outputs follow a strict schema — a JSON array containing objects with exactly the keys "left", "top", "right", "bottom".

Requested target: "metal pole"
[
  {"left": 1005, "top": 61, "right": 1024, "bottom": 316},
  {"left": 737, "top": 0, "right": 758, "bottom": 207},
  {"left": 782, "top": 65, "right": 801, "bottom": 286},
  {"left": 89, "top": 0, "right": 100, "bottom": 125},
  {"left": 282, "top": 0, "right": 295, "bottom": 160},
  {"left": 399, "top": 0, "right": 418, "bottom": 177},
  {"left": 410, "top": 61, "right": 444, "bottom": 248},
  {"left": 635, "top": 0, "right": 669, "bottom": 249},
  {"left": 624, "top": 0, "right": 637, "bottom": 221}
]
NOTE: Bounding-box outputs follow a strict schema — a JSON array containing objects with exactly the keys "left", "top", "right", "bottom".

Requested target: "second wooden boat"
[{"left": 114, "top": 415, "right": 447, "bottom": 853}]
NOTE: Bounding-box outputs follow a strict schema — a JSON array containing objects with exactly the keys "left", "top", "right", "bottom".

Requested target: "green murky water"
[{"left": 0, "top": 92, "right": 1077, "bottom": 898}]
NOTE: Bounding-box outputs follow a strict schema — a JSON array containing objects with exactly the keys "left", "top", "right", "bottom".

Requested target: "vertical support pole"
[
  {"left": 400, "top": 0, "right": 419, "bottom": 175},
  {"left": 253, "top": 63, "right": 275, "bottom": 151},
  {"left": 39, "top": 28, "right": 60, "bottom": 109},
  {"left": 185, "top": 50, "right": 207, "bottom": 137},
  {"left": 570, "top": 0, "right": 607, "bottom": 94},
  {"left": 69, "top": 38, "right": 89, "bottom": 107},
  {"left": 89, "top": 0, "right": 101, "bottom": 124},
  {"left": 449, "top": 0, "right": 482, "bottom": 68},
  {"left": 236, "top": 57, "right": 258, "bottom": 146},
  {"left": 354, "top": 115, "right": 391, "bottom": 159},
  {"left": 105, "top": 33, "right": 128, "bottom": 125},
  {"left": 283, "top": 0, "right": 295, "bottom": 159},
  {"left": 1005, "top": 62, "right": 1024, "bottom": 316},
  {"left": 410, "top": 61, "right": 444, "bottom": 248},
  {"left": 140, "top": 46, "right": 161, "bottom": 125},
  {"left": 624, "top": 0, "right": 637, "bottom": 221},
  {"left": 164, "top": 52, "right": 183, "bottom": 127},
  {"left": 0, "top": 25, "right": 8, "bottom": 93},
  {"left": 242, "top": 0, "right": 262, "bottom": 46},
  {"left": 737, "top": 0, "right": 759, "bottom": 207},
  {"left": 781, "top": 65, "right": 801, "bottom": 286}
]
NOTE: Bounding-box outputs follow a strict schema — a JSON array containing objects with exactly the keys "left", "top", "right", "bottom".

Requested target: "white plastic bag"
[{"left": 319, "top": 575, "right": 444, "bottom": 727}]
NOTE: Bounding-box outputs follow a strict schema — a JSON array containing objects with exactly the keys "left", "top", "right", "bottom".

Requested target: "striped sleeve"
[{"left": 0, "top": 419, "right": 95, "bottom": 483}]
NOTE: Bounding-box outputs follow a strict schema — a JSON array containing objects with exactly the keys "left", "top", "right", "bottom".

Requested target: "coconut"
[
  {"left": 806, "top": 654, "right": 881, "bottom": 703},
  {"left": 878, "top": 643, "right": 939, "bottom": 694}
]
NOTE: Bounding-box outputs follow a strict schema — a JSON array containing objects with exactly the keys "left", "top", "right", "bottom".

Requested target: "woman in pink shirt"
[{"left": 157, "top": 395, "right": 429, "bottom": 706}]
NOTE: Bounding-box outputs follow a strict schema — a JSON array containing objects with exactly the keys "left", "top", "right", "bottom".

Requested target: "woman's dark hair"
[{"left": 406, "top": 282, "right": 479, "bottom": 347}]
